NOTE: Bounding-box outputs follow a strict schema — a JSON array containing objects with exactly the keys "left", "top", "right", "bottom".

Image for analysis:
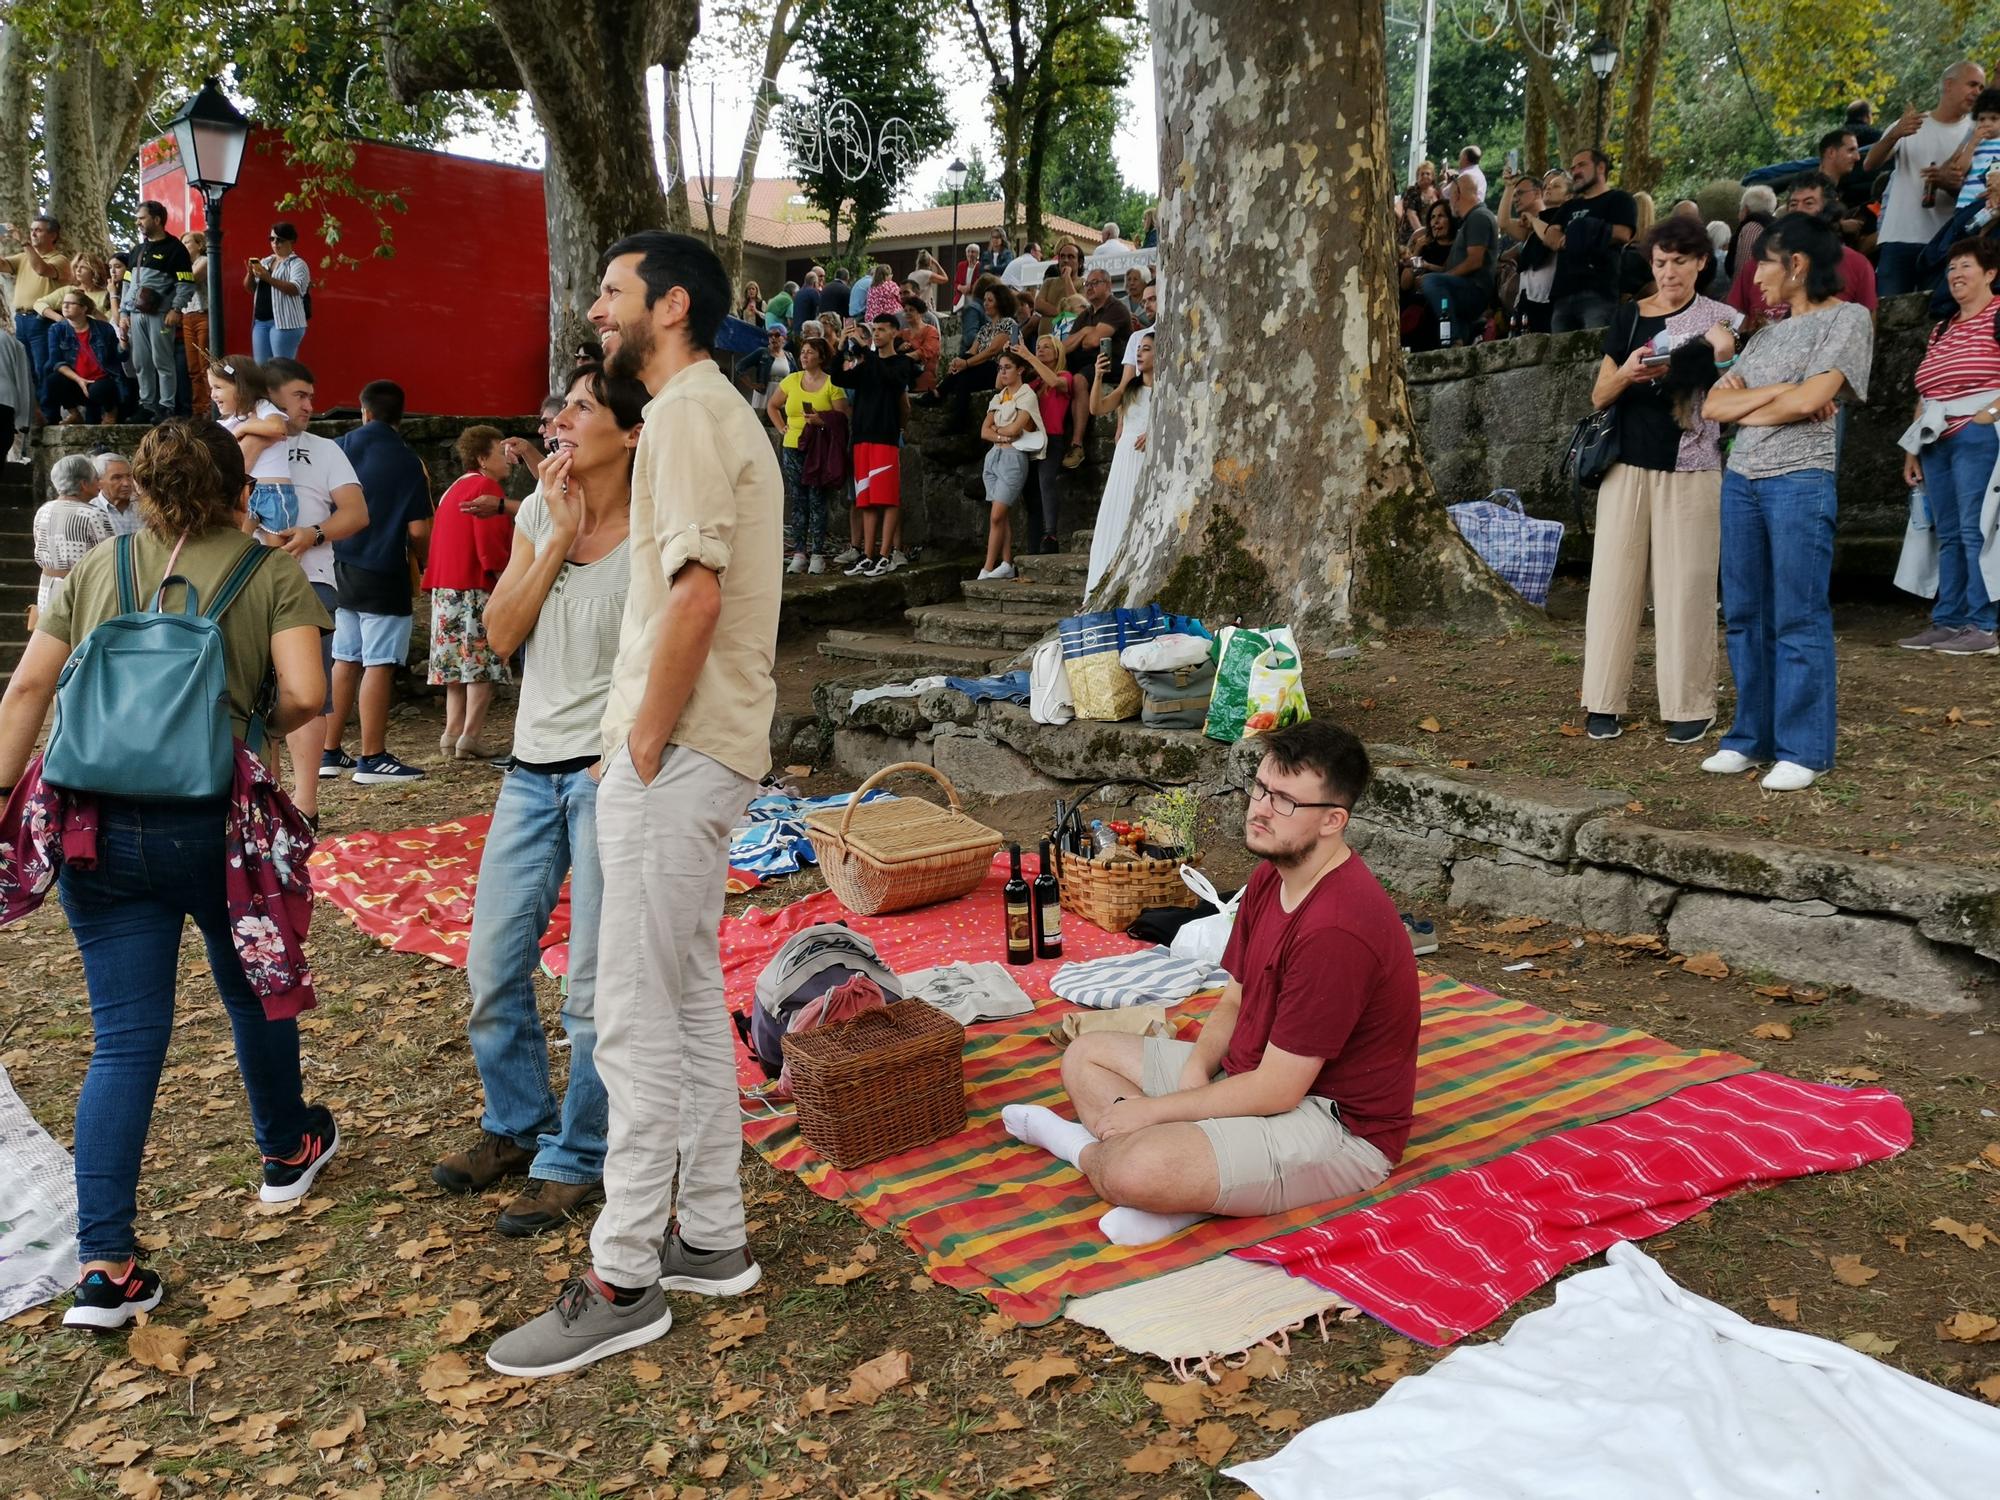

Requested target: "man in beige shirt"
[
  {"left": 488, "top": 231, "right": 784, "bottom": 1379},
  {"left": 3, "top": 214, "right": 74, "bottom": 395}
]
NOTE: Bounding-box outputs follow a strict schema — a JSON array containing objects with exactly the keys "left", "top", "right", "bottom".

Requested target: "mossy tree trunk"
[{"left": 1108, "top": 0, "right": 1515, "bottom": 642}]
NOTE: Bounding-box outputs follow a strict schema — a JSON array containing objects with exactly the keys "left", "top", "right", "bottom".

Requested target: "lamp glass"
[
  {"left": 1587, "top": 35, "right": 1620, "bottom": 80},
  {"left": 169, "top": 80, "right": 250, "bottom": 192},
  {"left": 944, "top": 157, "right": 968, "bottom": 192}
]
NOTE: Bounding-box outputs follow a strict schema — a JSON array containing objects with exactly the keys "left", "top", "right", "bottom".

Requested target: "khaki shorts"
[{"left": 1141, "top": 1036, "right": 1392, "bottom": 1218}]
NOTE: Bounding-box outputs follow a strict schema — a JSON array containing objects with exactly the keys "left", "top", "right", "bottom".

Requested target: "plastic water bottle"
[
  {"left": 1438, "top": 296, "right": 1453, "bottom": 345},
  {"left": 1090, "top": 820, "right": 1120, "bottom": 858},
  {"left": 1910, "top": 483, "right": 1930, "bottom": 528}
]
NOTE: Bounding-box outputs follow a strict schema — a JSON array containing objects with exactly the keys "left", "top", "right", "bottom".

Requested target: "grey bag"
[{"left": 1135, "top": 660, "right": 1217, "bottom": 730}]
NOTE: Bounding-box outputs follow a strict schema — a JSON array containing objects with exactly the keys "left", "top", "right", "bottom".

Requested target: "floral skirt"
[{"left": 428, "top": 587, "right": 511, "bottom": 684}]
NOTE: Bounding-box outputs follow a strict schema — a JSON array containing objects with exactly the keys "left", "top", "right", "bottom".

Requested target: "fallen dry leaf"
[
  {"left": 1766, "top": 1296, "right": 1800, "bottom": 1324},
  {"left": 1365, "top": 1338, "right": 1416, "bottom": 1385},
  {"left": 126, "top": 1324, "right": 191, "bottom": 1375},
  {"left": 1680, "top": 951, "right": 1730, "bottom": 980},
  {"left": 1417, "top": 716, "right": 1442, "bottom": 734},
  {"left": 1936, "top": 1311, "right": 2000, "bottom": 1343},
  {"left": 1841, "top": 1331, "right": 1899, "bottom": 1356},
  {"left": 813, "top": 1260, "right": 872, "bottom": 1286},
  {"left": 1886, "top": 1233, "right": 1910, "bottom": 1253},
  {"left": 630, "top": 1357, "right": 664, "bottom": 1383},
  {"left": 696, "top": 1452, "right": 728, "bottom": 1479},
  {"left": 1237, "top": 1344, "right": 1289, "bottom": 1380},
  {"left": 308, "top": 1407, "right": 365, "bottom": 1451},
  {"left": 1190, "top": 1421, "right": 1238, "bottom": 1466},
  {"left": 1751, "top": 1022, "right": 1794, "bottom": 1041},
  {"left": 1003, "top": 1353, "right": 1079, "bottom": 1398},
  {"left": 1829, "top": 1065, "right": 1885, "bottom": 1082},
  {"left": 1491, "top": 916, "right": 1549, "bottom": 935},
  {"left": 973, "top": 1410, "right": 1026, "bottom": 1434},
  {"left": 838, "top": 1349, "right": 911, "bottom": 1407},
  {"left": 436, "top": 1299, "right": 490, "bottom": 1346},
  {"left": 703, "top": 1305, "right": 768, "bottom": 1352},
  {"left": 1257, "top": 1408, "right": 1303, "bottom": 1432},
  {"left": 417, "top": 1351, "right": 474, "bottom": 1398},
  {"left": 1121, "top": 1439, "right": 1182, "bottom": 1475},
  {"left": 1981, "top": 1143, "right": 2000, "bottom": 1171},
  {"left": 1829, "top": 1254, "right": 1878, "bottom": 1287},
  {"left": 1932, "top": 1217, "right": 1999, "bottom": 1250},
  {"left": 1558, "top": 723, "right": 1584, "bottom": 737},
  {"left": 1143, "top": 1378, "right": 1207, "bottom": 1427},
  {"left": 1976, "top": 1373, "right": 2000, "bottom": 1403}
]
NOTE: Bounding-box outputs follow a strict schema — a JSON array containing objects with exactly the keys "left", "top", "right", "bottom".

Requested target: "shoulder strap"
[
  {"left": 204, "top": 539, "right": 275, "bottom": 623},
  {"left": 115, "top": 534, "right": 138, "bottom": 615}
]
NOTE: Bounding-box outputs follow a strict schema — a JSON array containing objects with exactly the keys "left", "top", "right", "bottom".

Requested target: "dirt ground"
[
  {"left": 1307, "top": 576, "right": 2000, "bottom": 869},
  {"left": 3, "top": 668, "right": 1999, "bottom": 1500}
]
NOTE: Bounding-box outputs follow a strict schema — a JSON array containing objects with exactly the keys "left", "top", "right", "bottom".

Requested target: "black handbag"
[{"left": 1558, "top": 306, "right": 1634, "bottom": 534}]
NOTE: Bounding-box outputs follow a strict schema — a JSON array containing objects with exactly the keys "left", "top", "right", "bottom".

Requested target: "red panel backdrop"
[{"left": 140, "top": 131, "right": 551, "bottom": 416}]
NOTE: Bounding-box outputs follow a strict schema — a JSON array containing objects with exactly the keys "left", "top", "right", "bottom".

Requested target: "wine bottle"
[
  {"left": 1438, "top": 295, "right": 1453, "bottom": 346},
  {"left": 1033, "top": 838, "right": 1063, "bottom": 961},
  {"left": 1004, "top": 844, "right": 1033, "bottom": 966}
]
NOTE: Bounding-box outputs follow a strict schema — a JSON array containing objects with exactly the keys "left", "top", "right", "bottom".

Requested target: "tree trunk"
[
  {"left": 1120, "top": 0, "right": 1514, "bottom": 640},
  {"left": 0, "top": 22, "right": 37, "bottom": 236},
  {"left": 996, "top": 91, "right": 1026, "bottom": 247},
  {"left": 1620, "top": 0, "right": 1673, "bottom": 193},
  {"left": 43, "top": 40, "right": 116, "bottom": 257},
  {"left": 721, "top": 0, "right": 823, "bottom": 285},
  {"left": 1522, "top": 69, "right": 1549, "bottom": 178},
  {"left": 1023, "top": 92, "right": 1055, "bottom": 251}
]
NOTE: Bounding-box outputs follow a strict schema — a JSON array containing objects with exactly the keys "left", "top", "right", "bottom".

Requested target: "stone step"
[
  {"left": 1016, "top": 551, "right": 1088, "bottom": 587},
  {"left": 907, "top": 603, "right": 1061, "bottom": 650},
  {"left": 0, "top": 555, "right": 38, "bottom": 586},
  {"left": 817, "top": 630, "right": 1014, "bottom": 674},
  {"left": 0, "top": 581, "right": 37, "bottom": 612},
  {"left": 958, "top": 577, "right": 1080, "bottom": 614}
]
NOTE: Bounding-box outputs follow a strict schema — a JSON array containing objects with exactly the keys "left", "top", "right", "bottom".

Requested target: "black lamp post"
[
  {"left": 1586, "top": 35, "right": 1620, "bottom": 152},
  {"left": 945, "top": 157, "right": 968, "bottom": 286},
  {"left": 167, "top": 78, "right": 251, "bottom": 358}
]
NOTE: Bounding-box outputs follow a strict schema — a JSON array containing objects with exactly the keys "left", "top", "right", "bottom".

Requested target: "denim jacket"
[{"left": 46, "top": 317, "right": 120, "bottom": 378}]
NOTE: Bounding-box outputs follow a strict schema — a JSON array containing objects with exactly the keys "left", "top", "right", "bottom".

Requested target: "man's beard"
[
  {"left": 1244, "top": 816, "right": 1320, "bottom": 869},
  {"left": 604, "top": 315, "right": 655, "bottom": 382}
]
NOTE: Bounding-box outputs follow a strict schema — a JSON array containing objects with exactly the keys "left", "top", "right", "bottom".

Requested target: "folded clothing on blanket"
[
  {"left": 1227, "top": 1241, "right": 2000, "bottom": 1500},
  {"left": 1238, "top": 1069, "right": 1912, "bottom": 1345},
  {"left": 944, "top": 670, "right": 1032, "bottom": 705},
  {"left": 850, "top": 676, "right": 947, "bottom": 711},
  {"left": 1049, "top": 947, "right": 1229, "bottom": 1009},
  {"left": 901, "top": 962, "right": 1035, "bottom": 1024},
  {"left": 730, "top": 789, "right": 895, "bottom": 879}
]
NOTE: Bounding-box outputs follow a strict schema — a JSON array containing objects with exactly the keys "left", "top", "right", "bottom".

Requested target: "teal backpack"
[{"left": 44, "top": 534, "right": 275, "bottom": 801}]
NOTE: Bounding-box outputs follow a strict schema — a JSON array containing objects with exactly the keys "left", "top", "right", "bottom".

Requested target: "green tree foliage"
[
  {"left": 1386, "top": 11, "right": 1528, "bottom": 183},
  {"left": 783, "top": 0, "right": 952, "bottom": 266},
  {"left": 928, "top": 146, "right": 1005, "bottom": 206},
  {"left": 1039, "top": 86, "right": 1152, "bottom": 236}
]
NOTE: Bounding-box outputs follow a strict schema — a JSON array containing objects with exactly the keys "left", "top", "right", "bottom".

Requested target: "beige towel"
[{"left": 1056, "top": 1003, "right": 1175, "bottom": 1047}]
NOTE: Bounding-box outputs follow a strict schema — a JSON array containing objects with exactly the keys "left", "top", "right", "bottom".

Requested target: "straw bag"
[
  {"left": 783, "top": 1002, "right": 968, "bottom": 1168},
  {"left": 804, "top": 763, "right": 1003, "bottom": 915},
  {"left": 1051, "top": 781, "right": 1202, "bottom": 934}
]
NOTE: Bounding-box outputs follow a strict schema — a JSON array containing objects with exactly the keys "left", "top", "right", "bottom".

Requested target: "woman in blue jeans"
[
  {"left": 0, "top": 420, "right": 332, "bottom": 1328},
  {"left": 1702, "top": 213, "right": 1876, "bottom": 792},
  {"left": 1894, "top": 238, "right": 2000, "bottom": 653},
  {"left": 429, "top": 360, "right": 643, "bottom": 1236}
]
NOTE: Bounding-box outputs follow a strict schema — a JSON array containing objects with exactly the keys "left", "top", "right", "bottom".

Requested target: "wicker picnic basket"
[
  {"left": 805, "top": 762, "right": 1003, "bottom": 915},
  {"left": 782, "top": 1002, "right": 968, "bottom": 1168},
  {"left": 1051, "top": 782, "right": 1201, "bottom": 934}
]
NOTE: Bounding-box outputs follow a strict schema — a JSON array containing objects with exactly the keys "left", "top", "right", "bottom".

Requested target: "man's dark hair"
[
  {"left": 1462, "top": 144, "right": 1482, "bottom": 165},
  {"left": 872, "top": 312, "right": 899, "bottom": 328},
  {"left": 1257, "top": 719, "right": 1372, "bottom": 810},
  {"left": 1816, "top": 129, "right": 1856, "bottom": 158},
  {"left": 1758, "top": 212, "right": 1846, "bottom": 301},
  {"left": 1644, "top": 213, "right": 1713, "bottom": 262},
  {"left": 270, "top": 221, "right": 298, "bottom": 244},
  {"left": 563, "top": 359, "right": 649, "bottom": 430},
  {"left": 1975, "top": 87, "right": 2000, "bottom": 117},
  {"left": 32, "top": 213, "right": 58, "bottom": 236},
  {"left": 359, "top": 380, "right": 406, "bottom": 425},
  {"left": 1845, "top": 98, "right": 1873, "bottom": 123},
  {"left": 574, "top": 336, "right": 604, "bottom": 363},
  {"left": 262, "top": 357, "right": 315, "bottom": 387},
  {"left": 598, "top": 230, "right": 729, "bottom": 353},
  {"left": 138, "top": 199, "right": 167, "bottom": 226}
]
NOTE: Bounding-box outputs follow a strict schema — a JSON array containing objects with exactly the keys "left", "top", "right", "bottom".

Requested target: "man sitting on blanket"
[{"left": 1006, "top": 719, "right": 1421, "bottom": 1245}]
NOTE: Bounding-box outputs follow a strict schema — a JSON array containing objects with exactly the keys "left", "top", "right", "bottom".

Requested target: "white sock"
[
  {"left": 1099, "top": 1205, "right": 1207, "bottom": 1246},
  {"left": 1001, "top": 1104, "right": 1098, "bottom": 1168}
]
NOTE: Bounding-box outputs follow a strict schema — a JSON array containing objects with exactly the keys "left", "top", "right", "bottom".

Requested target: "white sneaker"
[
  {"left": 1700, "top": 749, "right": 1765, "bottom": 775},
  {"left": 1759, "top": 760, "right": 1818, "bottom": 792},
  {"left": 807, "top": 555, "right": 826, "bottom": 574},
  {"left": 988, "top": 561, "right": 1016, "bottom": 580},
  {"left": 889, "top": 550, "right": 909, "bottom": 570},
  {"left": 832, "top": 546, "right": 861, "bottom": 566},
  {"left": 844, "top": 556, "right": 875, "bottom": 576},
  {"left": 976, "top": 565, "right": 997, "bottom": 580},
  {"left": 786, "top": 552, "right": 807, "bottom": 575}
]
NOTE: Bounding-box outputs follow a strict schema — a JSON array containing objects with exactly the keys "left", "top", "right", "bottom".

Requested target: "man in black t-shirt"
[
  {"left": 837, "top": 315, "right": 918, "bottom": 576},
  {"left": 1523, "top": 148, "right": 1637, "bottom": 333}
]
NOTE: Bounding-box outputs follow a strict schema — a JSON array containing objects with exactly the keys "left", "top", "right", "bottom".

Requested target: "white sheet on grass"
[
  {"left": 0, "top": 1058, "right": 76, "bottom": 1319},
  {"left": 1227, "top": 1242, "right": 2000, "bottom": 1500}
]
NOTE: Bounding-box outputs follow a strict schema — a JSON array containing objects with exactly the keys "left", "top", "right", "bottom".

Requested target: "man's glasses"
[{"left": 1245, "top": 776, "right": 1348, "bottom": 819}]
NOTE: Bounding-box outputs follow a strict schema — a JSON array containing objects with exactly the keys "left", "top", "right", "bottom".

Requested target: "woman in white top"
[
  {"left": 32, "top": 453, "right": 114, "bottom": 619},
  {"left": 245, "top": 221, "right": 310, "bottom": 363},
  {"left": 179, "top": 231, "right": 211, "bottom": 398},
  {"left": 431, "top": 360, "right": 644, "bottom": 1235},
  {"left": 1085, "top": 328, "right": 1155, "bottom": 596},
  {"left": 977, "top": 351, "right": 1042, "bottom": 581},
  {"left": 206, "top": 355, "right": 295, "bottom": 535}
]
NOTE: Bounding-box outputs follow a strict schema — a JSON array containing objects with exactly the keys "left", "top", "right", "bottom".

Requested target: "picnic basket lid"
[{"left": 804, "top": 762, "right": 1001, "bottom": 864}]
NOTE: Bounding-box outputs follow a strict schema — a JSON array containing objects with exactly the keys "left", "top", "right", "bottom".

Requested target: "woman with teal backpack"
[{"left": 0, "top": 420, "right": 334, "bottom": 1330}]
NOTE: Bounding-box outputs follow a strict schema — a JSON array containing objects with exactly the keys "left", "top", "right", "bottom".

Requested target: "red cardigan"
[{"left": 422, "top": 473, "right": 515, "bottom": 593}]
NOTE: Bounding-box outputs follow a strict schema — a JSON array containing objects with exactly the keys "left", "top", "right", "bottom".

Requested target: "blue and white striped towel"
[{"left": 1050, "top": 948, "right": 1231, "bottom": 1010}]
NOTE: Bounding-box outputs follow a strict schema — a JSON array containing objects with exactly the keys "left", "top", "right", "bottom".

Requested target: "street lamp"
[
  {"left": 1586, "top": 34, "right": 1620, "bottom": 152},
  {"left": 167, "top": 78, "right": 251, "bottom": 357},
  {"left": 944, "top": 157, "right": 968, "bottom": 291}
]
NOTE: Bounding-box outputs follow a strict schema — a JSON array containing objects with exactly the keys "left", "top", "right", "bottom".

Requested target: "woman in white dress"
[{"left": 1085, "top": 328, "right": 1154, "bottom": 596}]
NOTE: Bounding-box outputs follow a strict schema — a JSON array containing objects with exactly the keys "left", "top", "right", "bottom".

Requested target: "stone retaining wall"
[{"left": 818, "top": 676, "right": 1999, "bottom": 1013}]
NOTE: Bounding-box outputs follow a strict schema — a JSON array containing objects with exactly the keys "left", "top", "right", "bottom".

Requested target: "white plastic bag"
[
  {"left": 1169, "top": 866, "right": 1243, "bottom": 968},
  {"left": 1120, "top": 633, "right": 1212, "bottom": 672},
  {"left": 1029, "top": 637, "right": 1075, "bottom": 725}
]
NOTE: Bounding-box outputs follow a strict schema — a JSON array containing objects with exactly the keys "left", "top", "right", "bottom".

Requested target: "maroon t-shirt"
[{"left": 1217, "top": 855, "right": 1421, "bottom": 1162}]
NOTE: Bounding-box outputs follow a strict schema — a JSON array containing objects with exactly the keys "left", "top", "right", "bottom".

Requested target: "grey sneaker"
[
  {"left": 485, "top": 1276, "right": 672, "bottom": 1378},
  {"left": 1936, "top": 628, "right": 2000, "bottom": 657},
  {"left": 1897, "top": 624, "right": 1959, "bottom": 651},
  {"left": 660, "top": 1232, "right": 762, "bottom": 1296}
]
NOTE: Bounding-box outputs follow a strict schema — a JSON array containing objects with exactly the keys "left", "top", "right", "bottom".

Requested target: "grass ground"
[{"left": 3, "top": 657, "right": 1998, "bottom": 1499}]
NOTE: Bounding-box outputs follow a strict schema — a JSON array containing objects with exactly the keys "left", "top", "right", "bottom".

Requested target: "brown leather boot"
[
  {"left": 432, "top": 1131, "right": 535, "bottom": 1194},
  {"left": 496, "top": 1178, "right": 605, "bottom": 1238}
]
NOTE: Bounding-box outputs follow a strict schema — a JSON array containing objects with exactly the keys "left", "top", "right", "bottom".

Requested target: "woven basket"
[
  {"left": 805, "top": 762, "right": 1003, "bottom": 915},
  {"left": 783, "top": 1002, "right": 968, "bottom": 1168},
  {"left": 1051, "top": 779, "right": 1201, "bottom": 933}
]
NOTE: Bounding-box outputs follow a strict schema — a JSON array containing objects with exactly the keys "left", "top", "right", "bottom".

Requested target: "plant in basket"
[{"left": 1138, "top": 786, "right": 1199, "bottom": 861}]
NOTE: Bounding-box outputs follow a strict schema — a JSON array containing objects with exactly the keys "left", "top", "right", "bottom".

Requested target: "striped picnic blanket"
[{"left": 734, "top": 957, "right": 1755, "bottom": 1325}]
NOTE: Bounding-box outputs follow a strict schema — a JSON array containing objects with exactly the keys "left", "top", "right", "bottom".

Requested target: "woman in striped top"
[
  {"left": 1895, "top": 237, "right": 2000, "bottom": 654},
  {"left": 430, "top": 360, "right": 646, "bottom": 1239}
]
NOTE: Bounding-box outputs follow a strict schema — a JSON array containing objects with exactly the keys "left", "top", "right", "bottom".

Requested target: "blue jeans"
[
  {"left": 1921, "top": 422, "right": 2000, "bottom": 632},
  {"left": 465, "top": 766, "right": 607, "bottom": 1183},
  {"left": 58, "top": 801, "right": 309, "bottom": 1261},
  {"left": 1719, "top": 468, "right": 1838, "bottom": 770},
  {"left": 780, "top": 446, "right": 829, "bottom": 558},
  {"left": 252, "top": 320, "right": 306, "bottom": 363},
  {"left": 1419, "top": 273, "right": 1488, "bottom": 345},
  {"left": 1874, "top": 241, "right": 1929, "bottom": 299},
  {"left": 13, "top": 311, "right": 47, "bottom": 391}
]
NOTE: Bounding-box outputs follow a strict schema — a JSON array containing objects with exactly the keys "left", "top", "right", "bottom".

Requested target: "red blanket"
[{"left": 1236, "top": 1070, "right": 1911, "bottom": 1345}]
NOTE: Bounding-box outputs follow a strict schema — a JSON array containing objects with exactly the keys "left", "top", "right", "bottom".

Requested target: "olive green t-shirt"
[{"left": 40, "top": 529, "right": 330, "bottom": 740}]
